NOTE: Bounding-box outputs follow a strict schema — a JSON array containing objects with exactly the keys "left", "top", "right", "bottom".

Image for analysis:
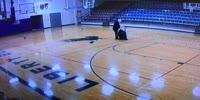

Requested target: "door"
[
  {"left": 30, "top": 15, "right": 43, "bottom": 30},
  {"left": 50, "top": 12, "right": 61, "bottom": 27},
  {"left": 77, "top": 11, "right": 82, "bottom": 25}
]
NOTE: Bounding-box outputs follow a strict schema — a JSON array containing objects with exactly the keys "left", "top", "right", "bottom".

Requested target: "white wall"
[
  {"left": 4, "top": 0, "right": 88, "bottom": 28},
  {"left": 3, "top": 0, "right": 109, "bottom": 28},
  {"left": 62, "top": 8, "right": 76, "bottom": 25}
]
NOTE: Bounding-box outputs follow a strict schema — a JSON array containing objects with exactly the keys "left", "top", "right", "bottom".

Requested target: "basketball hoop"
[
  {"left": 83, "top": 0, "right": 95, "bottom": 9},
  {"left": 83, "top": 0, "right": 95, "bottom": 16}
]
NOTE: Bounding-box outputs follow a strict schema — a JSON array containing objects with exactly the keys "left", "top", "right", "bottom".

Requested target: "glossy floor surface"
[{"left": 0, "top": 25, "right": 200, "bottom": 100}]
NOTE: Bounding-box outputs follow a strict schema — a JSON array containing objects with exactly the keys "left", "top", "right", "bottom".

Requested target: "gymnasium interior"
[{"left": 0, "top": 0, "right": 200, "bottom": 100}]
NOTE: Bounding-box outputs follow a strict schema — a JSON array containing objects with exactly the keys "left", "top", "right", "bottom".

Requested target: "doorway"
[
  {"left": 50, "top": 12, "right": 62, "bottom": 27},
  {"left": 77, "top": 11, "right": 82, "bottom": 25},
  {"left": 30, "top": 15, "right": 44, "bottom": 30}
]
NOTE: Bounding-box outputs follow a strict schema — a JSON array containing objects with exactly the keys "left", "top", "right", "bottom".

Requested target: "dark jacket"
[{"left": 113, "top": 21, "right": 120, "bottom": 32}]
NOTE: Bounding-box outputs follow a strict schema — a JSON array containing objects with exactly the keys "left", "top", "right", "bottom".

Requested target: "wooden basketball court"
[{"left": 0, "top": 25, "right": 200, "bottom": 100}]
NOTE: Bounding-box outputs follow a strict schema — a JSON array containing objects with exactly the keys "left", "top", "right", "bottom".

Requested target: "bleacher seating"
[
  {"left": 82, "top": 1, "right": 132, "bottom": 22},
  {"left": 116, "top": 1, "right": 200, "bottom": 26},
  {"left": 116, "top": 8, "right": 200, "bottom": 26},
  {"left": 82, "top": 1, "right": 200, "bottom": 26},
  {"left": 132, "top": 1, "right": 184, "bottom": 10}
]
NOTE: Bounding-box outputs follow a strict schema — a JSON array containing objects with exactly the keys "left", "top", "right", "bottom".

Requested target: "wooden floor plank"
[{"left": 0, "top": 25, "right": 200, "bottom": 100}]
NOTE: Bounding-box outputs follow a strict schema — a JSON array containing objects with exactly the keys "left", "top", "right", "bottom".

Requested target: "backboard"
[{"left": 83, "top": 0, "right": 95, "bottom": 9}]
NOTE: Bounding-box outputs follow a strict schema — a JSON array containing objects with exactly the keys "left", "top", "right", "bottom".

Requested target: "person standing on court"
[{"left": 113, "top": 20, "right": 120, "bottom": 40}]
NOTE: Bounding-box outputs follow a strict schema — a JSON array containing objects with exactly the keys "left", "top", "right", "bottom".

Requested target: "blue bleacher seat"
[{"left": 114, "top": 1, "right": 200, "bottom": 26}]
